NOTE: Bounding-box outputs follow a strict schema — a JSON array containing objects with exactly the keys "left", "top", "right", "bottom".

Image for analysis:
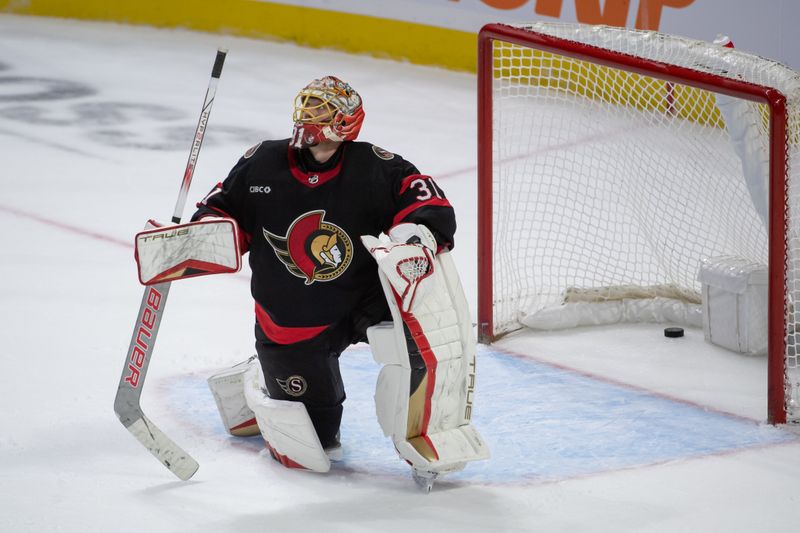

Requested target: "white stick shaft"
[{"left": 171, "top": 48, "right": 227, "bottom": 224}]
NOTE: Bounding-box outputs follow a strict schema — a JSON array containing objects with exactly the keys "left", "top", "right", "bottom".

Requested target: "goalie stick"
[{"left": 113, "top": 49, "right": 227, "bottom": 480}]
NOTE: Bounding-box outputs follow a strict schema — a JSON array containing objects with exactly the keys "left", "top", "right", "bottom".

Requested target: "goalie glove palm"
[
  {"left": 361, "top": 235, "right": 435, "bottom": 313},
  {"left": 387, "top": 223, "right": 437, "bottom": 253}
]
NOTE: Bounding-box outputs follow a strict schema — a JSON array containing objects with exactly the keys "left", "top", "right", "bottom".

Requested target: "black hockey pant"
[{"left": 253, "top": 288, "right": 390, "bottom": 450}]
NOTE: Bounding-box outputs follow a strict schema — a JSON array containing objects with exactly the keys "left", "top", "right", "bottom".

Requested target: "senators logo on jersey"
[{"left": 263, "top": 210, "right": 353, "bottom": 285}]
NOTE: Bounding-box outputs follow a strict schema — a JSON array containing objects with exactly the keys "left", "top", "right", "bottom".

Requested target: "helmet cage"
[{"left": 292, "top": 94, "right": 338, "bottom": 126}]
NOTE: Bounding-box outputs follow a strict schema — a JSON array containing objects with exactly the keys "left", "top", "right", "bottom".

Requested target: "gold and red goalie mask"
[{"left": 290, "top": 75, "right": 365, "bottom": 148}]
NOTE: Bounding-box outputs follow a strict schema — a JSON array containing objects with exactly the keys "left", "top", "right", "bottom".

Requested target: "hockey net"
[{"left": 477, "top": 23, "right": 800, "bottom": 423}]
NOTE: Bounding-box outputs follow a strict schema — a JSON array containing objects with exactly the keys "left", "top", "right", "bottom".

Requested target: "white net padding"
[{"left": 483, "top": 23, "right": 800, "bottom": 421}]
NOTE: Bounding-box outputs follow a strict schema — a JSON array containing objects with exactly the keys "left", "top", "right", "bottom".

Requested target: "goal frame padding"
[{"left": 476, "top": 23, "right": 789, "bottom": 423}]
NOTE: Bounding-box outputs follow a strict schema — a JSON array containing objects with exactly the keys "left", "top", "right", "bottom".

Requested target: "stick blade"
[{"left": 125, "top": 415, "right": 199, "bottom": 480}]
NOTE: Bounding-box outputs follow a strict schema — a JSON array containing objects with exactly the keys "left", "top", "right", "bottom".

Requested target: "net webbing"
[{"left": 488, "top": 23, "right": 800, "bottom": 420}]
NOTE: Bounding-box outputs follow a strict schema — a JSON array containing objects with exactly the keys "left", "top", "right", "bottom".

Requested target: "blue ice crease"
[{"left": 169, "top": 345, "right": 797, "bottom": 485}]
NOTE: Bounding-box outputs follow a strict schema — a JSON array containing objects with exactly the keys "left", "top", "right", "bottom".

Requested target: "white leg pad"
[
  {"left": 242, "top": 362, "right": 331, "bottom": 473},
  {"left": 365, "top": 250, "right": 490, "bottom": 475},
  {"left": 207, "top": 356, "right": 260, "bottom": 437},
  {"left": 395, "top": 425, "right": 488, "bottom": 474}
]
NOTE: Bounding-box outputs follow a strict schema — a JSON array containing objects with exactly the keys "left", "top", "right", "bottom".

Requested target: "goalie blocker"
[{"left": 135, "top": 218, "right": 242, "bottom": 285}]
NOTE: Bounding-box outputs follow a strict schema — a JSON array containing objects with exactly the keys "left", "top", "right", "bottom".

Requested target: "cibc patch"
[
  {"left": 244, "top": 141, "right": 262, "bottom": 159},
  {"left": 372, "top": 145, "right": 394, "bottom": 161}
]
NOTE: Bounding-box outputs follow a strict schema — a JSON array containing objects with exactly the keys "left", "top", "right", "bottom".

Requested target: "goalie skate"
[{"left": 412, "top": 469, "right": 438, "bottom": 494}]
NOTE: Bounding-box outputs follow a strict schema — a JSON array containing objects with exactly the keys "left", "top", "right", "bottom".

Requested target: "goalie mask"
[{"left": 290, "top": 76, "right": 365, "bottom": 148}]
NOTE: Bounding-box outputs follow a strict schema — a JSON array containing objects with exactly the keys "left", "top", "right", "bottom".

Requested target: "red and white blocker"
[
  {"left": 362, "top": 230, "right": 490, "bottom": 477},
  {"left": 134, "top": 218, "right": 242, "bottom": 285}
]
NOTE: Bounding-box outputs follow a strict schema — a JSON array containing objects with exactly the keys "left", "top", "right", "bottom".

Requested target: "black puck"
[{"left": 664, "top": 327, "right": 684, "bottom": 338}]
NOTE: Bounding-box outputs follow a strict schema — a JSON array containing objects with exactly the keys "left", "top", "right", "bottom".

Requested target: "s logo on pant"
[{"left": 277, "top": 375, "right": 308, "bottom": 397}]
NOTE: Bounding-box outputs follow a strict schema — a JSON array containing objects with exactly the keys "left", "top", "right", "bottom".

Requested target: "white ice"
[{"left": 1, "top": 15, "right": 799, "bottom": 533}]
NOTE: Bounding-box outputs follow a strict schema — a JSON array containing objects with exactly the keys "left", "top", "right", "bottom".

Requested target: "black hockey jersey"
[{"left": 192, "top": 139, "right": 456, "bottom": 344}]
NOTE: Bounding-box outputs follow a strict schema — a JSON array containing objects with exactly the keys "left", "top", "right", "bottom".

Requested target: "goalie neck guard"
[{"left": 290, "top": 76, "right": 365, "bottom": 148}]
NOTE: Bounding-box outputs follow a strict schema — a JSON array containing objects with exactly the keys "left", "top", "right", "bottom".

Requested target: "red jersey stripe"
[
  {"left": 392, "top": 197, "right": 452, "bottom": 227},
  {"left": 398, "top": 173, "right": 429, "bottom": 194},
  {"left": 286, "top": 145, "right": 345, "bottom": 188},
  {"left": 255, "top": 302, "right": 329, "bottom": 344}
]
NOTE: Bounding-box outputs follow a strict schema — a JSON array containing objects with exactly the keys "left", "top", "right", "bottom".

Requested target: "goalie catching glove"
[
  {"left": 134, "top": 217, "right": 242, "bottom": 285},
  {"left": 361, "top": 223, "right": 437, "bottom": 313}
]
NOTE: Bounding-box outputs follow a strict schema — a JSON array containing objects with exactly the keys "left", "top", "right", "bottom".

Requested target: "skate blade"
[
  {"left": 324, "top": 444, "right": 344, "bottom": 462},
  {"left": 412, "top": 469, "right": 438, "bottom": 493}
]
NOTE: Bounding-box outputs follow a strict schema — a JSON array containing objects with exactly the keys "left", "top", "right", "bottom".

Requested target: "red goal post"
[{"left": 477, "top": 23, "right": 797, "bottom": 423}]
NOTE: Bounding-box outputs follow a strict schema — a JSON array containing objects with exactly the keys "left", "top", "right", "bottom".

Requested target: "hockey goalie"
[{"left": 138, "top": 75, "right": 488, "bottom": 489}]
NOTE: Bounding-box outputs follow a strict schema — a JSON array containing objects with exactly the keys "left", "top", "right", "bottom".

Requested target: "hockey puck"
[{"left": 664, "top": 327, "right": 684, "bottom": 338}]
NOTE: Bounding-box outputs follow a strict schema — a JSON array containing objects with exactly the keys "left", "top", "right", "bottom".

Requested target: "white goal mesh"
[{"left": 478, "top": 23, "right": 800, "bottom": 423}]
